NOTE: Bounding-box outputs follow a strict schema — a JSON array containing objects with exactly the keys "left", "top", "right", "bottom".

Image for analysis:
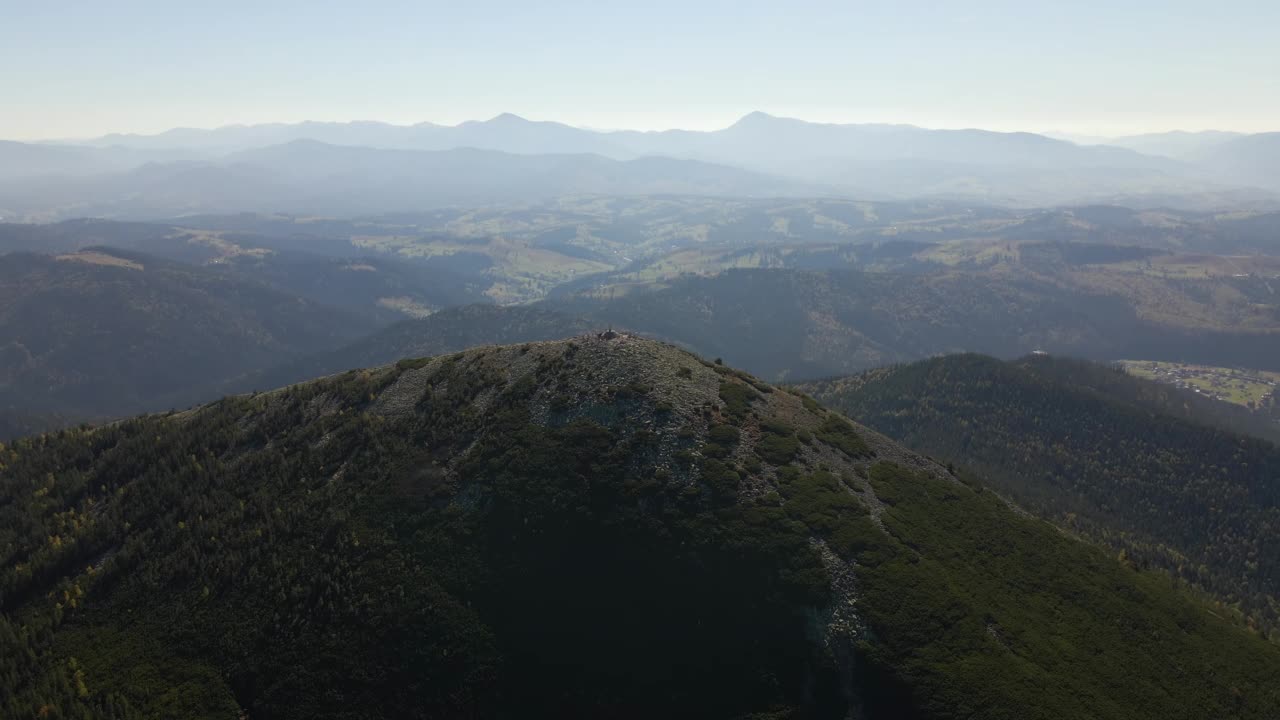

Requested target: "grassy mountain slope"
[
  {"left": 799, "top": 354, "right": 1280, "bottom": 638},
  {"left": 1, "top": 338, "right": 1279, "bottom": 718},
  {"left": 0, "top": 250, "right": 365, "bottom": 433}
]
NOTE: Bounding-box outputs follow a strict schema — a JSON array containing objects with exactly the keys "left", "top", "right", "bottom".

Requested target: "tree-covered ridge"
[
  {"left": 1030, "top": 356, "right": 1280, "bottom": 444},
  {"left": 2, "top": 338, "right": 1279, "bottom": 718},
  {"left": 0, "top": 250, "right": 368, "bottom": 436},
  {"left": 800, "top": 353, "right": 1280, "bottom": 640},
  {"left": 548, "top": 267, "right": 1280, "bottom": 382}
]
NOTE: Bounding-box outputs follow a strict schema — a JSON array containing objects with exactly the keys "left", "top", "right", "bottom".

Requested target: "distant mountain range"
[
  {"left": 3, "top": 113, "right": 1277, "bottom": 219},
  {"left": 79, "top": 113, "right": 633, "bottom": 156},
  {"left": 1189, "top": 133, "right": 1280, "bottom": 190},
  {"left": 0, "top": 140, "right": 198, "bottom": 182},
  {"left": 66, "top": 113, "right": 1269, "bottom": 171},
  {"left": 1098, "top": 130, "right": 1245, "bottom": 159},
  {"left": 0, "top": 142, "right": 806, "bottom": 218},
  {"left": 85, "top": 111, "right": 1175, "bottom": 172}
]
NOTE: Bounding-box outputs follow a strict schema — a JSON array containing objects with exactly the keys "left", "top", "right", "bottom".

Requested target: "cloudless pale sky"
[{"left": 2, "top": 0, "right": 1277, "bottom": 140}]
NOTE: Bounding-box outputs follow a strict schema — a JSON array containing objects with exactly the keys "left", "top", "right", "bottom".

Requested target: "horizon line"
[{"left": 14, "top": 110, "right": 1274, "bottom": 146}]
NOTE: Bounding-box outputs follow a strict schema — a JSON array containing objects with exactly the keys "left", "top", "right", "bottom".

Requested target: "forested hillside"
[
  {"left": 552, "top": 268, "right": 1280, "bottom": 380},
  {"left": 0, "top": 221, "right": 488, "bottom": 323},
  {"left": 800, "top": 354, "right": 1280, "bottom": 639},
  {"left": 0, "top": 250, "right": 366, "bottom": 435},
  {"left": 2, "top": 339, "right": 1278, "bottom": 718},
  {"left": 8, "top": 212, "right": 1280, "bottom": 438}
]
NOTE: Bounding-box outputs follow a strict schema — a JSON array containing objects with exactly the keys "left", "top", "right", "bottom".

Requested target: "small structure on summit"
[{"left": 599, "top": 326, "right": 620, "bottom": 340}]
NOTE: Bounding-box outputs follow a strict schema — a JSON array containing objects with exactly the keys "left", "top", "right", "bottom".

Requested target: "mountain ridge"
[
  {"left": 0, "top": 142, "right": 811, "bottom": 219},
  {"left": 2, "top": 336, "right": 1279, "bottom": 718},
  {"left": 63, "top": 112, "right": 1274, "bottom": 155},
  {"left": 5, "top": 113, "right": 1277, "bottom": 213}
]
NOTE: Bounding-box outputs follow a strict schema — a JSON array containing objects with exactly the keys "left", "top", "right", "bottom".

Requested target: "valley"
[{"left": 5, "top": 200, "right": 1280, "bottom": 437}]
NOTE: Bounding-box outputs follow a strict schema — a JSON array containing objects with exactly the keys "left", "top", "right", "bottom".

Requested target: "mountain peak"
[
  {"left": 732, "top": 110, "right": 783, "bottom": 126},
  {"left": 485, "top": 112, "right": 531, "bottom": 125},
  {"left": 7, "top": 331, "right": 1280, "bottom": 717}
]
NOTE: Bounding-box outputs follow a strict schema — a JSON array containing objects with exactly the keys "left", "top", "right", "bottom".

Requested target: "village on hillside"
[{"left": 1119, "top": 360, "right": 1280, "bottom": 412}]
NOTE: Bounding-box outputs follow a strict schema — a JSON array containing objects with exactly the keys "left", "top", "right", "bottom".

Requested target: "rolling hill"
[
  {"left": 0, "top": 141, "right": 198, "bottom": 182},
  {"left": 1191, "top": 132, "right": 1280, "bottom": 191},
  {"left": 2, "top": 338, "right": 1279, "bottom": 718},
  {"left": 0, "top": 220, "right": 490, "bottom": 322},
  {"left": 1099, "top": 130, "right": 1244, "bottom": 160},
  {"left": 206, "top": 251, "right": 487, "bottom": 325},
  {"left": 551, "top": 268, "right": 1280, "bottom": 380},
  {"left": 0, "top": 249, "right": 365, "bottom": 434},
  {"left": 799, "top": 353, "right": 1280, "bottom": 638}
]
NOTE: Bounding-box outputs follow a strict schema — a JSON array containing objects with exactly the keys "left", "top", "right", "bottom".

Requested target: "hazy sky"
[{"left": 3, "top": 0, "right": 1278, "bottom": 140}]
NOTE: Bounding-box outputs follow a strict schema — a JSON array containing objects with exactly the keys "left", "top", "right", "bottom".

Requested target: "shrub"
[
  {"left": 719, "top": 382, "right": 761, "bottom": 420},
  {"left": 757, "top": 432, "right": 799, "bottom": 465},
  {"left": 815, "top": 416, "right": 870, "bottom": 458},
  {"left": 708, "top": 424, "right": 741, "bottom": 447},
  {"left": 700, "top": 458, "right": 741, "bottom": 502}
]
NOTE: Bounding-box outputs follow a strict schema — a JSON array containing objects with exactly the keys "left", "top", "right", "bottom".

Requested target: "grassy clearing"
[
  {"left": 55, "top": 251, "right": 145, "bottom": 271},
  {"left": 376, "top": 296, "right": 434, "bottom": 318}
]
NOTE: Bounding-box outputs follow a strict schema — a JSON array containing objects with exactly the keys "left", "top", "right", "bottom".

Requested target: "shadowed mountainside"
[
  {"left": 2, "top": 338, "right": 1279, "bottom": 718},
  {"left": 0, "top": 250, "right": 366, "bottom": 433},
  {"left": 799, "top": 353, "right": 1280, "bottom": 638}
]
